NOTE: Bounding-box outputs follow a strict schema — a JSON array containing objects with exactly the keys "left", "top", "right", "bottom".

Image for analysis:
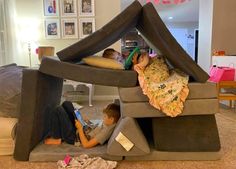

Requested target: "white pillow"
[{"left": 82, "top": 56, "right": 124, "bottom": 70}]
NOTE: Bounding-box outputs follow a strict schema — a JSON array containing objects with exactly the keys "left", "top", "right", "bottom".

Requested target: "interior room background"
[{"left": 1, "top": 0, "right": 236, "bottom": 98}]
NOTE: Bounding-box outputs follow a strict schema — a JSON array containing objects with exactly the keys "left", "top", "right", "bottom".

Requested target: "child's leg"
[
  {"left": 49, "top": 106, "right": 62, "bottom": 139},
  {"left": 56, "top": 106, "right": 76, "bottom": 144},
  {"left": 44, "top": 138, "right": 61, "bottom": 145},
  {"left": 62, "top": 101, "right": 76, "bottom": 129},
  {"left": 62, "top": 101, "right": 92, "bottom": 143},
  {"left": 44, "top": 106, "right": 62, "bottom": 145},
  {"left": 45, "top": 106, "right": 76, "bottom": 145}
]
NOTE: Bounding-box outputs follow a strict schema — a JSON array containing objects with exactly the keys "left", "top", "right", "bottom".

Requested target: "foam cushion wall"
[
  {"left": 40, "top": 57, "right": 137, "bottom": 87},
  {"left": 152, "top": 115, "right": 221, "bottom": 152},
  {"left": 107, "top": 117, "right": 150, "bottom": 156}
]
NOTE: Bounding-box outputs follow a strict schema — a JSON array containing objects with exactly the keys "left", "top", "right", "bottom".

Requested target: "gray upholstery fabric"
[
  {"left": 14, "top": 69, "right": 63, "bottom": 161},
  {"left": 137, "top": 3, "right": 209, "bottom": 82},
  {"left": 57, "top": 0, "right": 142, "bottom": 62},
  {"left": 125, "top": 150, "right": 221, "bottom": 161},
  {"left": 119, "top": 82, "right": 217, "bottom": 102},
  {"left": 29, "top": 143, "right": 122, "bottom": 162},
  {"left": 40, "top": 57, "right": 138, "bottom": 87},
  {"left": 152, "top": 115, "right": 221, "bottom": 152},
  {"left": 187, "top": 82, "right": 217, "bottom": 99},
  {"left": 118, "top": 86, "right": 148, "bottom": 102},
  {"left": 0, "top": 64, "right": 23, "bottom": 118},
  {"left": 107, "top": 117, "right": 150, "bottom": 156},
  {"left": 120, "top": 99, "right": 218, "bottom": 118}
]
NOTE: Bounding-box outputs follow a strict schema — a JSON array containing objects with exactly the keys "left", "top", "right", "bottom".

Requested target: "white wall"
[
  {"left": 212, "top": 0, "right": 236, "bottom": 56},
  {"left": 198, "top": 0, "right": 236, "bottom": 74},
  {"left": 14, "top": 0, "right": 121, "bottom": 96},
  {"left": 198, "top": 0, "right": 213, "bottom": 73},
  {"left": 166, "top": 22, "right": 198, "bottom": 60},
  {"left": 14, "top": 0, "right": 121, "bottom": 66}
]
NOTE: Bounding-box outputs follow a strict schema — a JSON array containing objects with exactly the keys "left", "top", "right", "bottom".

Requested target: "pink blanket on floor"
[
  {"left": 57, "top": 154, "right": 117, "bottom": 169},
  {"left": 134, "top": 55, "right": 189, "bottom": 117}
]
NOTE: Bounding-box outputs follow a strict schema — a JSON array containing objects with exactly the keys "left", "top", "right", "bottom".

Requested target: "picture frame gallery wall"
[{"left": 43, "top": 0, "right": 95, "bottom": 39}]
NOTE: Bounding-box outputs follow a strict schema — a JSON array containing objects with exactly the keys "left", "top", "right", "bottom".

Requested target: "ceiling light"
[{"left": 168, "top": 16, "right": 173, "bottom": 20}]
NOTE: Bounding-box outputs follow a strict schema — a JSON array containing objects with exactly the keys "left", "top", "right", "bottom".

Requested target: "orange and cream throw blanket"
[{"left": 133, "top": 53, "right": 189, "bottom": 117}]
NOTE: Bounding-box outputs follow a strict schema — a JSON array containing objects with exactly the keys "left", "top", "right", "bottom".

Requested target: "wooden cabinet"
[{"left": 217, "top": 81, "right": 236, "bottom": 107}]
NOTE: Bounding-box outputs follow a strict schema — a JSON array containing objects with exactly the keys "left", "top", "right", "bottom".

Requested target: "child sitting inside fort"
[{"left": 44, "top": 101, "right": 120, "bottom": 148}]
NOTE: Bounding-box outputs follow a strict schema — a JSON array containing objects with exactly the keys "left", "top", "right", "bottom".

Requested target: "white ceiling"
[{"left": 121, "top": 0, "right": 199, "bottom": 23}]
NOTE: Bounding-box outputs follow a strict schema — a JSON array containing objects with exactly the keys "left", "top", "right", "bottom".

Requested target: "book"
[{"left": 74, "top": 110, "right": 86, "bottom": 126}]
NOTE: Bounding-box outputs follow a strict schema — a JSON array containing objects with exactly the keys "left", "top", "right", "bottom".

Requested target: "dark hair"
[
  {"left": 102, "top": 48, "right": 116, "bottom": 58},
  {"left": 103, "top": 103, "right": 120, "bottom": 123}
]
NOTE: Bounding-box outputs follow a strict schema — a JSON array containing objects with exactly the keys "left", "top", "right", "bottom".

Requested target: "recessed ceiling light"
[{"left": 168, "top": 16, "right": 173, "bottom": 20}]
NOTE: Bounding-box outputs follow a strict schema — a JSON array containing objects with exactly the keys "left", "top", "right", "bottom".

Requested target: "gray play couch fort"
[{"left": 14, "top": 1, "right": 221, "bottom": 161}]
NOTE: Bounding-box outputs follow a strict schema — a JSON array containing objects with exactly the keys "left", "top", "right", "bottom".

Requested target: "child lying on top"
[
  {"left": 102, "top": 47, "right": 144, "bottom": 70},
  {"left": 132, "top": 52, "right": 189, "bottom": 117},
  {"left": 44, "top": 101, "right": 120, "bottom": 148},
  {"left": 102, "top": 47, "right": 189, "bottom": 117}
]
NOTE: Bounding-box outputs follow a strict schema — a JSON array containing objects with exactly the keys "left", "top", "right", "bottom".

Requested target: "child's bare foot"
[{"left": 44, "top": 138, "right": 61, "bottom": 145}]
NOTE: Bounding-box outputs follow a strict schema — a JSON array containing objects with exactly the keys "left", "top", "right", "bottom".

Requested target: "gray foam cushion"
[
  {"left": 152, "top": 115, "right": 221, "bottom": 152},
  {"left": 29, "top": 143, "right": 122, "bottom": 162},
  {"left": 40, "top": 57, "right": 138, "bottom": 87},
  {"left": 125, "top": 151, "right": 221, "bottom": 161},
  {"left": 118, "top": 82, "right": 217, "bottom": 102},
  {"left": 120, "top": 99, "right": 218, "bottom": 118},
  {"left": 107, "top": 117, "right": 150, "bottom": 156},
  {"left": 14, "top": 69, "right": 63, "bottom": 161}
]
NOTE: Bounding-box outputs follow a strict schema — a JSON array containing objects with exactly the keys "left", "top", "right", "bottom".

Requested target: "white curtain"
[
  {"left": 0, "top": 0, "right": 18, "bottom": 66},
  {"left": 0, "top": 0, "right": 7, "bottom": 65}
]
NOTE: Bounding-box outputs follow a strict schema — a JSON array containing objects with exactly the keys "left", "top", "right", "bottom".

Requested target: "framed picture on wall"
[
  {"left": 60, "top": 0, "right": 77, "bottom": 17},
  {"left": 43, "top": 0, "right": 59, "bottom": 16},
  {"left": 79, "top": 18, "right": 95, "bottom": 39},
  {"left": 78, "top": 0, "right": 95, "bottom": 16},
  {"left": 45, "top": 19, "right": 61, "bottom": 39},
  {"left": 61, "top": 18, "right": 78, "bottom": 39}
]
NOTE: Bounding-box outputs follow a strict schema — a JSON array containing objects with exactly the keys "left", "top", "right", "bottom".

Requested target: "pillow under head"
[{"left": 82, "top": 56, "right": 124, "bottom": 70}]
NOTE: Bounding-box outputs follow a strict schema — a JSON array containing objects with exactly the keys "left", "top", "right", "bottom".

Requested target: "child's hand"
[
  {"left": 133, "top": 53, "right": 149, "bottom": 73},
  {"left": 137, "top": 53, "right": 149, "bottom": 67},
  {"left": 131, "top": 53, "right": 139, "bottom": 65},
  {"left": 82, "top": 115, "right": 89, "bottom": 122},
  {"left": 75, "top": 120, "right": 83, "bottom": 130}
]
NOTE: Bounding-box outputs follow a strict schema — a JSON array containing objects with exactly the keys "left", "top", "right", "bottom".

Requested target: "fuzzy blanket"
[
  {"left": 134, "top": 54, "right": 189, "bottom": 117},
  {"left": 57, "top": 154, "right": 117, "bottom": 169},
  {"left": 0, "top": 64, "right": 23, "bottom": 118}
]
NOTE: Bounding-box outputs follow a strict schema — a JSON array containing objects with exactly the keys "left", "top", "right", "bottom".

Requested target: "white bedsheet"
[
  {"left": 0, "top": 117, "right": 18, "bottom": 155},
  {"left": 0, "top": 117, "right": 18, "bottom": 138}
]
